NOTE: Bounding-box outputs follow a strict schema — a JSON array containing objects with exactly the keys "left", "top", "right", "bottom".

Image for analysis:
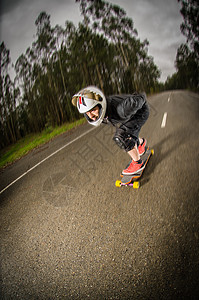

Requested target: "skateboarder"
[{"left": 72, "top": 86, "right": 149, "bottom": 175}]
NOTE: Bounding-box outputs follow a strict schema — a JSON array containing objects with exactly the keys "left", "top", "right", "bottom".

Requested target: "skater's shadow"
[{"left": 140, "top": 128, "right": 190, "bottom": 187}]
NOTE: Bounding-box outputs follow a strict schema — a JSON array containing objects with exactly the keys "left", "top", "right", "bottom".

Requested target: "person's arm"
[{"left": 116, "top": 93, "right": 146, "bottom": 119}]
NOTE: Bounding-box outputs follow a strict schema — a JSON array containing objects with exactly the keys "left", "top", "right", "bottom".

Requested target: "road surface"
[{"left": 0, "top": 90, "right": 199, "bottom": 299}]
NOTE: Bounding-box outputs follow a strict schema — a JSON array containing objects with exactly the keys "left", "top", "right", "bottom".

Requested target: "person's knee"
[{"left": 113, "top": 130, "right": 138, "bottom": 152}]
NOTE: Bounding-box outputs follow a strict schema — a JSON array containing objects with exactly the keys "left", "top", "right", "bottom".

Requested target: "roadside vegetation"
[
  {"left": 165, "top": 0, "right": 198, "bottom": 90},
  {"left": 0, "top": 118, "right": 85, "bottom": 169}
]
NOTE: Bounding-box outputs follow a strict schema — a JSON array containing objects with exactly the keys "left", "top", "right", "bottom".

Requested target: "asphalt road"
[{"left": 0, "top": 90, "right": 199, "bottom": 299}]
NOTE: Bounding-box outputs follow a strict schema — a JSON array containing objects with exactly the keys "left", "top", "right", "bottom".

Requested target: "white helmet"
[{"left": 72, "top": 86, "right": 107, "bottom": 126}]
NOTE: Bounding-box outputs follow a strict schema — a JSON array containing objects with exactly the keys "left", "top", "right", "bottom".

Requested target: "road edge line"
[{"left": 0, "top": 127, "right": 96, "bottom": 195}]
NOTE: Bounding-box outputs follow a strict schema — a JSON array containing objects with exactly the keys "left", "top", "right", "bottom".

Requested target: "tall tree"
[
  {"left": 75, "top": 0, "right": 160, "bottom": 93},
  {"left": 178, "top": 0, "right": 199, "bottom": 54},
  {"left": 175, "top": 0, "right": 199, "bottom": 89},
  {"left": 0, "top": 42, "right": 20, "bottom": 147},
  {"left": 175, "top": 43, "right": 198, "bottom": 89}
]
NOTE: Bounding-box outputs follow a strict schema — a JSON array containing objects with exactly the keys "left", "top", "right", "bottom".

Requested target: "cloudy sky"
[{"left": 0, "top": 0, "right": 186, "bottom": 82}]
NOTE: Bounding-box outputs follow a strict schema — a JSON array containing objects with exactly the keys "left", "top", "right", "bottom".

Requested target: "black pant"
[{"left": 113, "top": 103, "right": 149, "bottom": 152}]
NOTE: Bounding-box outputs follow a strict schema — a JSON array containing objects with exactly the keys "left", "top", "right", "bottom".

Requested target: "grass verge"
[{"left": 0, "top": 118, "right": 86, "bottom": 169}]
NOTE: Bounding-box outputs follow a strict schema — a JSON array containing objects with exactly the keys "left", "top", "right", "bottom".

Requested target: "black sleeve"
[{"left": 116, "top": 93, "right": 146, "bottom": 119}]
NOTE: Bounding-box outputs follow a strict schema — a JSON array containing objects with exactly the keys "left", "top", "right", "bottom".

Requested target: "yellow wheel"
[
  {"left": 151, "top": 149, "right": 154, "bottom": 155},
  {"left": 115, "top": 180, "right": 122, "bottom": 187},
  {"left": 133, "top": 181, "right": 140, "bottom": 189}
]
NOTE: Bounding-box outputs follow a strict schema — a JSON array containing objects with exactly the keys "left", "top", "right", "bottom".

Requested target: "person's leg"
[
  {"left": 121, "top": 111, "right": 149, "bottom": 174},
  {"left": 127, "top": 137, "right": 145, "bottom": 158},
  {"left": 113, "top": 104, "right": 149, "bottom": 174},
  {"left": 113, "top": 129, "right": 144, "bottom": 175},
  {"left": 127, "top": 143, "right": 140, "bottom": 161},
  {"left": 125, "top": 103, "right": 149, "bottom": 160},
  {"left": 139, "top": 138, "right": 143, "bottom": 145}
]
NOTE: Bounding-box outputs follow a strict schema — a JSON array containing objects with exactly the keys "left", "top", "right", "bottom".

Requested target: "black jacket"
[{"left": 104, "top": 93, "right": 147, "bottom": 126}]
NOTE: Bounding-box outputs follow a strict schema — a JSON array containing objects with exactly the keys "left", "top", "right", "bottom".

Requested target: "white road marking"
[
  {"left": 0, "top": 126, "right": 96, "bottom": 195},
  {"left": 161, "top": 112, "right": 168, "bottom": 128},
  {"left": 168, "top": 92, "right": 171, "bottom": 102}
]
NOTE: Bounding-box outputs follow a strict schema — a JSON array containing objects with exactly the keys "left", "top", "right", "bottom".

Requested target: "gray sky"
[{"left": 0, "top": 0, "right": 186, "bottom": 82}]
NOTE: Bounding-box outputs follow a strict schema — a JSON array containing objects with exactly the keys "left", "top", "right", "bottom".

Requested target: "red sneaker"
[
  {"left": 138, "top": 139, "right": 147, "bottom": 156},
  {"left": 122, "top": 160, "right": 145, "bottom": 175}
]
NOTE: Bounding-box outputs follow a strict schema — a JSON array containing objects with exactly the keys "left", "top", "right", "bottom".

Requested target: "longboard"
[{"left": 115, "top": 147, "right": 154, "bottom": 188}]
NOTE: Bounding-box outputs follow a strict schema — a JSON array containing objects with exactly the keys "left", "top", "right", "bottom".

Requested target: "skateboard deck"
[{"left": 115, "top": 147, "right": 154, "bottom": 188}]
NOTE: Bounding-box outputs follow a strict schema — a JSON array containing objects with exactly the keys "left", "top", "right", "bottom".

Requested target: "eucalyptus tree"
[
  {"left": 175, "top": 43, "right": 198, "bottom": 89},
  {"left": 52, "top": 21, "right": 78, "bottom": 121},
  {"left": 0, "top": 42, "right": 20, "bottom": 147},
  {"left": 15, "top": 51, "right": 43, "bottom": 133},
  {"left": 178, "top": 0, "right": 199, "bottom": 55},
  {"left": 75, "top": 0, "right": 160, "bottom": 93},
  {"left": 0, "top": 42, "right": 10, "bottom": 146},
  {"left": 76, "top": 0, "right": 132, "bottom": 90},
  {"left": 34, "top": 11, "right": 63, "bottom": 126},
  {"left": 176, "top": 0, "right": 199, "bottom": 89},
  {"left": 68, "top": 23, "right": 101, "bottom": 88},
  {"left": 75, "top": 0, "right": 108, "bottom": 91}
]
